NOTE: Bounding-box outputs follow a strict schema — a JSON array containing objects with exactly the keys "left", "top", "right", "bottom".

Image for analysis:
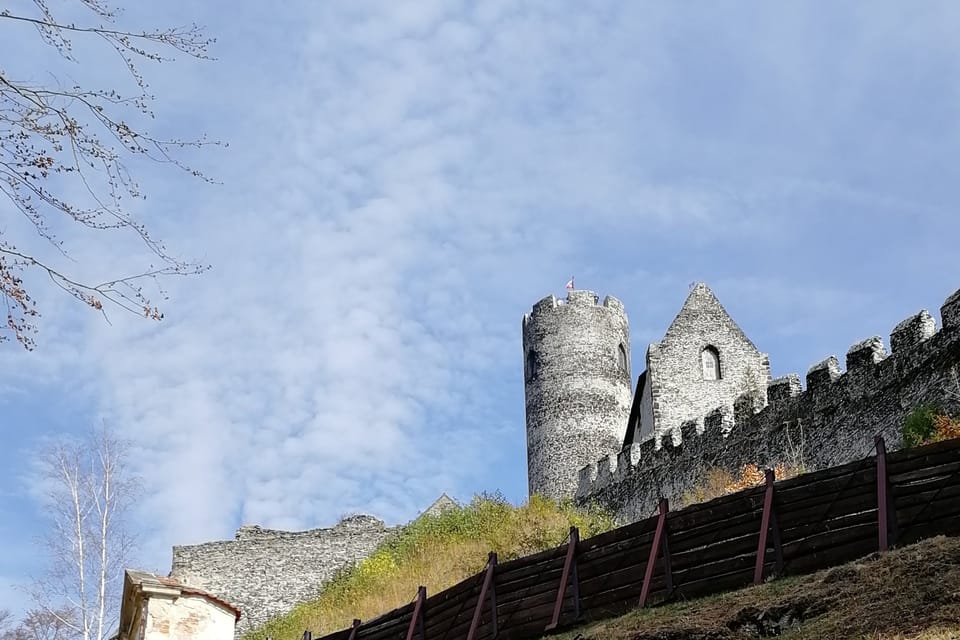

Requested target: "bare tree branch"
[{"left": 1, "top": 0, "right": 218, "bottom": 349}]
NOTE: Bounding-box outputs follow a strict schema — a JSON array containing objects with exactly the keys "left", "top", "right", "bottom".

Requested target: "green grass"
[{"left": 244, "top": 493, "right": 614, "bottom": 640}]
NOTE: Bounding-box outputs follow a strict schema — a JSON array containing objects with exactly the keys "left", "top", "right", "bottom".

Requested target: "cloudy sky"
[{"left": 2, "top": 0, "right": 960, "bottom": 615}]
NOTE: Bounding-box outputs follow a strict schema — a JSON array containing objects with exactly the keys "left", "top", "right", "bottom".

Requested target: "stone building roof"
[
  {"left": 119, "top": 569, "right": 241, "bottom": 640},
  {"left": 420, "top": 493, "right": 459, "bottom": 517}
]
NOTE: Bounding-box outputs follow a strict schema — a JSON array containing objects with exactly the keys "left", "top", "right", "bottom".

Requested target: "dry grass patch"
[
  {"left": 550, "top": 536, "right": 960, "bottom": 640},
  {"left": 246, "top": 494, "right": 614, "bottom": 640}
]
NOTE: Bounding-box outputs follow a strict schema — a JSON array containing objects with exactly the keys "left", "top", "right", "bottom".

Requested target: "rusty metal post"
[
  {"left": 639, "top": 498, "right": 672, "bottom": 607},
  {"left": 346, "top": 619, "right": 360, "bottom": 640},
  {"left": 876, "top": 435, "right": 897, "bottom": 551},
  {"left": 754, "top": 468, "right": 784, "bottom": 585},
  {"left": 544, "top": 526, "right": 579, "bottom": 632},
  {"left": 467, "top": 552, "right": 498, "bottom": 640},
  {"left": 405, "top": 586, "right": 426, "bottom": 640}
]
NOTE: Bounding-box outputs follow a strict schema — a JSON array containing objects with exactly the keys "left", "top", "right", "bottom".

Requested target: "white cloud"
[{"left": 3, "top": 1, "right": 960, "bottom": 585}]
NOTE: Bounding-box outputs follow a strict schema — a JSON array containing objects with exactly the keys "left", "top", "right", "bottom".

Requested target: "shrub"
[
  {"left": 902, "top": 405, "right": 960, "bottom": 447},
  {"left": 681, "top": 463, "right": 804, "bottom": 507}
]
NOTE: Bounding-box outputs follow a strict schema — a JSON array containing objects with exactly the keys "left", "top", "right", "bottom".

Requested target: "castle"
[
  {"left": 527, "top": 283, "right": 960, "bottom": 523},
  {"left": 163, "top": 282, "right": 960, "bottom": 633}
]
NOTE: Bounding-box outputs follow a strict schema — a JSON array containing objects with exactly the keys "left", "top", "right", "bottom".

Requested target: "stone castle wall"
[
  {"left": 640, "top": 283, "right": 771, "bottom": 443},
  {"left": 576, "top": 287, "right": 960, "bottom": 523},
  {"left": 169, "top": 516, "right": 397, "bottom": 635},
  {"left": 523, "top": 290, "right": 633, "bottom": 500}
]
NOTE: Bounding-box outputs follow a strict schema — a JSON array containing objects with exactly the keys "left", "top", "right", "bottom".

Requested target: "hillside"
[
  {"left": 246, "top": 495, "right": 614, "bottom": 640},
  {"left": 549, "top": 535, "right": 960, "bottom": 640}
]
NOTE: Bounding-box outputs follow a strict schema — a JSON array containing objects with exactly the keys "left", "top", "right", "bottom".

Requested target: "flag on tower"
[{"left": 565, "top": 277, "right": 575, "bottom": 290}]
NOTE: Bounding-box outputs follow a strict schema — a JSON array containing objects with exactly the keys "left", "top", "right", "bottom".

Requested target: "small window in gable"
[
  {"left": 617, "top": 343, "right": 628, "bottom": 371},
  {"left": 701, "top": 346, "right": 721, "bottom": 381},
  {"left": 526, "top": 349, "right": 538, "bottom": 381}
]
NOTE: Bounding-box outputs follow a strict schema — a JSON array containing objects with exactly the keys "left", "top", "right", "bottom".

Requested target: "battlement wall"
[
  {"left": 576, "top": 287, "right": 960, "bottom": 523},
  {"left": 170, "top": 515, "right": 397, "bottom": 635},
  {"left": 522, "top": 290, "right": 626, "bottom": 327}
]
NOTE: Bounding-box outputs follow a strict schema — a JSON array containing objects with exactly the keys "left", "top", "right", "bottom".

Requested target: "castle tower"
[{"left": 522, "top": 289, "right": 633, "bottom": 500}]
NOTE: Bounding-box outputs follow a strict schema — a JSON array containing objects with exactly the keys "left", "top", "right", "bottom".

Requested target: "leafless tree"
[
  {"left": 1, "top": 609, "right": 77, "bottom": 640},
  {"left": 32, "top": 427, "right": 139, "bottom": 640},
  {"left": 1, "top": 1, "right": 218, "bottom": 349}
]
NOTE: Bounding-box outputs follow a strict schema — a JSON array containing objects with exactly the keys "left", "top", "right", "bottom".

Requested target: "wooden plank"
[
  {"left": 896, "top": 511, "right": 960, "bottom": 546},
  {"left": 780, "top": 532, "right": 879, "bottom": 576},
  {"left": 887, "top": 437, "right": 960, "bottom": 471},
  {"left": 576, "top": 515, "right": 659, "bottom": 553},
  {"left": 781, "top": 521, "right": 878, "bottom": 567},
  {"left": 775, "top": 467, "right": 875, "bottom": 509},
  {"left": 777, "top": 489, "right": 876, "bottom": 534},
  {"left": 890, "top": 459, "right": 960, "bottom": 485}
]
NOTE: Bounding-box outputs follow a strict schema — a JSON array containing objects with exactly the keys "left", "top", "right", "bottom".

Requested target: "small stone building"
[{"left": 119, "top": 570, "right": 240, "bottom": 640}]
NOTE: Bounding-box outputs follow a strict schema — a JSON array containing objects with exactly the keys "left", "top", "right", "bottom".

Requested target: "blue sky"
[{"left": 2, "top": 0, "right": 960, "bottom": 616}]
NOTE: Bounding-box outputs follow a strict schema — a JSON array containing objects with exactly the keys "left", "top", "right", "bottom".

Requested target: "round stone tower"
[{"left": 522, "top": 289, "right": 633, "bottom": 501}]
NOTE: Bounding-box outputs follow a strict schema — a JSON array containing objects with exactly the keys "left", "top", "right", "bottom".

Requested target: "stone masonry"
[
  {"left": 575, "top": 287, "right": 960, "bottom": 524},
  {"left": 522, "top": 290, "right": 633, "bottom": 500},
  {"left": 632, "top": 283, "right": 771, "bottom": 444},
  {"left": 169, "top": 515, "right": 396, "bottom": 635}
]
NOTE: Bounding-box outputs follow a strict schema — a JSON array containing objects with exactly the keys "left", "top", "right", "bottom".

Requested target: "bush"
[
  {"left": 681, "top": 463, "right": 804, "bottom": 508},
  {"left": 903, "top": 405, "right": 960, "bottom": 447}
]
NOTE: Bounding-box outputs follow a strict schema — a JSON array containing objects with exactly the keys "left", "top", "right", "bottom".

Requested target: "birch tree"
[
  {"left": 32, "top": 427, "right": 138, "bottom": 640},
  {"left": 1, "top": 1, "right": 217, "bottom": 349}
]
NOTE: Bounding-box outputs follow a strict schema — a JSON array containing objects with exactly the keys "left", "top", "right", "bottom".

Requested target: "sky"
[{"left": 2, "top": 0, "right": 960, "bottom": 617}]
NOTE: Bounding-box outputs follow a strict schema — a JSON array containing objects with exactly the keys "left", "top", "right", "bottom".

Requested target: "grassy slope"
[
  {"left": 549, "top": 535, "right": 960, "bottom": 640},
  {"left": 246, "top": 495, "right": 614, "bottom": 640}
]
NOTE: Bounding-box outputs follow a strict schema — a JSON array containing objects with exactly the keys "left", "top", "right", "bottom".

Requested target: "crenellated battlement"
[
  {"left": 522, "top": 290, "right": 627, "bottom": 329},
  {"left": 575, "top": 286, "right": 960, "bottom": 518}
]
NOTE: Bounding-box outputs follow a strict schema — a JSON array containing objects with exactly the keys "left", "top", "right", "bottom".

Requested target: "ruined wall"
[
  {"left": 523, "top": 290, "right": 633, "bottom": 500},
  {"left": 169, "top": 516, "right": 396, "bottom": 635},
  {"left": 576, "top": 287, "right": 960, "bottom": 524},
  {"left": 639, "top": 283, "right": 771, "bottom": 443}
]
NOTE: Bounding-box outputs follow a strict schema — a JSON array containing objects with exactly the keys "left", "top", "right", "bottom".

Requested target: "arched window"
[
  {"left": 526, "top": 349, "right": 538, "bottom": 381},
  {"left": 617, "top": 343, "right": 628, "bottom": 371},
  {"left": 701, "top": 346, "right": 721, "bottom": 381}
]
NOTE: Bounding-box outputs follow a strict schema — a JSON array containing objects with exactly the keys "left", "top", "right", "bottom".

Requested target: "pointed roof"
[
  {"left": 660, "top": 282, "right": 760, "bottom": 351},
  {"left": 420, "top": 493, "right": 459, "bottom": 518}
]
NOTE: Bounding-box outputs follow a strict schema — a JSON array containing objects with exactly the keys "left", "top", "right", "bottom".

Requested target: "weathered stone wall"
[
  {"left": 638, "top": 283, "right": 771, "bottom": 443},
  {"left": 576, "top": 287, "right": 960, "bottom": 524},
  {"left": 522, "top": 290, "right": 633, "bottom": 500},
  {"left": 169, "top": 516, "right": 396, "bottom": 635}
]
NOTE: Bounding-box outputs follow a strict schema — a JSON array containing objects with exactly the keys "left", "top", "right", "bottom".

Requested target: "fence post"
[
  {"left": 876, "top": 435, "right": 898, "bottom": 551},
  {"left": 405, "top": 586, "right": 426, "bottom": 640},
  {"left": 347, "top": 619, "right": 361, "bottom": 640},
  {"left": 467, "top": 552, "right": 498, "bottom": 640},
  {"left": 544, "top": 526, "right": 580, "bottom": 632},
  {"left": 639, "top": 498, "right": 673, "bottom": 608},
  {"left": 754, "top": 468, "right": 783, "bottom": 585}
]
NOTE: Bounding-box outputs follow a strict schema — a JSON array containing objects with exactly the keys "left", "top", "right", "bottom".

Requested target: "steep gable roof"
[{"left": 660, "top": 282, "right": 761, "bottom": 352}]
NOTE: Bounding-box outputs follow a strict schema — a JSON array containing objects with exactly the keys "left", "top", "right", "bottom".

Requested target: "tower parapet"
[{"left": 523, "top": 290, "right": 632, "bottom": 500}]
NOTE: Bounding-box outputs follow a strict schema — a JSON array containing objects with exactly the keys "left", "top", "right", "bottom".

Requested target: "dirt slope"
[{"left": 550, "top": 536, "right": 960, "bottom": 640}]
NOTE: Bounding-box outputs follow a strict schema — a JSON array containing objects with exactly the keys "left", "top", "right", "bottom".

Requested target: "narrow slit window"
[
  {"left": 618, "top": 343, "right": 628, "bottom": 371},
  {"left": 701, "top": 346, "right": 721, "bottom": 380},
  {"left": 526, "top": 350, "right": 538, "bottom": 381}
]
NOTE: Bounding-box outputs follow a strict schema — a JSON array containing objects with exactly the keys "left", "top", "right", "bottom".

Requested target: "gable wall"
[{"left": 644, "top": 285, "right": 770, "bottom": 442}]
